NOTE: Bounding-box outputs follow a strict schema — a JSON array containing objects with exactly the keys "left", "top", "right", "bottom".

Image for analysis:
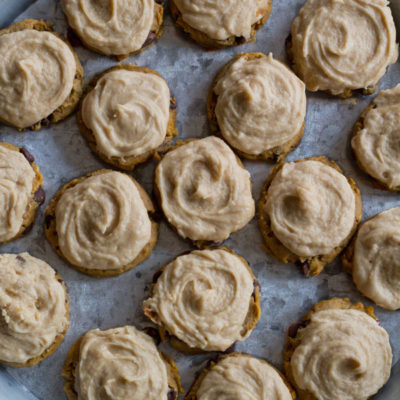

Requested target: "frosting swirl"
[
  {"left": 75, "top": 326, "right": 169, "bottom": 400},
  {"left": 0, "top": 144, "right": 35, "bottom": 243},
  {"left": 82, "top": 69, "right": 170, "bottom": 158},
  {"left": 353, "top": 207, "right": 400, "bottom": 310},
  {"left": 290, "top": 0, "right": 398, "bottom": 94},
  {"left": 55, "top": 171, "right": 151, "bottom": 270},
  {"left": 0, "top": 29, "right": 76, "bottom": 128},
  {"left": 290, "top": 309, "right": 392, "bottom": 400},
  {"left": 172, "top": 0, "right": 271, "bottom": 40},
  {"left": 214, "top": 53, "right": 306, "bottom": 155},
  {"left": 155, "top": 137, "right": 255, "bottom": 242},
  {"left": 143, "top": 249, "right": 255, "bottom": 351},
  {"left": 197, "top": 354, "right": 292, "bottom": 400},
  {"left": 264, "top": 160, "right": 356, "bottom": 257},
  {"left": 62, "top": 0, "right": 155, "bottom": 55},
  {"left": 0, "top": 253, "right": 68, "bottom": 364},
  {"left": 352, "top": 84, "right": 400, "bottom": 190}
]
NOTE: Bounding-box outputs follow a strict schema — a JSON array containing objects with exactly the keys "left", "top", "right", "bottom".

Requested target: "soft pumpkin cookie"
[
  {"left": 0, "top": 19, "right": 84, "bottom": 130},
  {"left": 62, "top": 325, "right": 181, "bottom": 400},
  {"left": 0, "top": 253, "right": 69, "bottom": 367},
  {"left": 208, "top": 52, "right": 306, "bottom": 161},
  {"left": 143, "top": 247, "right": 261, "bottom": 353},
  {"left": 78, "top": 65, "right": 177, "bottom": 170},
  {"left": 169, "top": 0, "right": 272, "bottom": 49},
  {"left": 0, "top": 142, "right": 44, "bottom": 245},
  {"left": 284, "top": 298, "right": 392, "bottom": 400},
  {"left": 44, "top": 169, "right": 158, "bottom": 277},
  {"left": 258, "top": 157, "right": 362, "bottom": 276}
]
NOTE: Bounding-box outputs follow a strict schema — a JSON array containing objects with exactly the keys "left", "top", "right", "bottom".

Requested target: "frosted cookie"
[
  {"left": 284, "top": 298, "right": 392, "bottom": 400},
  {"left": 155, "top": 137, "right": 255, "bottom": 246},
  {"left": 342, "top": 206, "right": 400, "bottom": 310},
  {"left": 44, "top": 170, "right": 157, "bottom": 277},
  {"left": 186, "top": 353, "right": 294, "bottom": 400},
  {"left": 62, "top": 0, "right": 164, "bottom": 59},
  {"left": 287, "top": 0, "right": 398, "bottom": 97},
  {"left": 352, "top": 84, "right": 400, "bottom": 191},
  {"left": 143, "top": 248, "right": 261, "bottom": 353},
  {"left": 169, "top": 0, "right": 272, "bottom": 49},
  {"left": 0, "top": 142, "right": 45, "bottom": 245},
  {"left": 0, "top": 19, "right": 84, "bottom": 130},
  {"left": 258, "top": 157, "right": 362, "bottom": 276},
  {"left": 208, "top": 53, "right": 306, "bottom": 161},
  {"left": 0, "top": 253, "right": 69, "bottom": 367},
  {"left": 62, "top": 325, "right": 181, "bottom": 400},
  {"left": 78, "top": 65, "right": 177, "bottom": 170}
]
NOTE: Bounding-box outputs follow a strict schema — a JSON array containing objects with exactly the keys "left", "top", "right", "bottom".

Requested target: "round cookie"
[
  {"left": 62, "top": 0, "right": 164, "bottom": 59},
  {"left": 0, "top": 142, "right": 45, "bottom": 245},
  {"left": 207, "top": 52, "right": 306, "bottom": 161},
  {"left": 185, "top": 353, "right": 295, "bottom": 400},
  {"left": 286, "top": 0, "right": 398, "bottom": 98},
  {"left": 284, "top": 298, "right": 392, "bottom": 400},
  {"left": 154, "top": 136, "right": 255, "bottom": 246},
  {"left": 78, "top": 65, "right": 177, "bottom": 170},
  {"left": 342, "top": 206, "right": 400, "bottom": 310},
  {"left": 352, "top": 84, "right": 400, "bottom": 191},
  {"left": 44, "top": 169, "right": 158, "bottom": 277},
  {"left": 169, "top": 0, "right": 272, "bottom": 50},
  {"left": 0, "top": 19, "right": 84, "bottom": 130},
  {"left": 258, "top": 156, "right": 362, "bottom": 276},
  {"left": 143, "top": 247, "right": 261, "bottom": 353},
  {"left": 0, "top": 253, "right": 69, "bottom": 367},
  {"left": 62, "top": 325, "right": 181, "bottom": 400}
]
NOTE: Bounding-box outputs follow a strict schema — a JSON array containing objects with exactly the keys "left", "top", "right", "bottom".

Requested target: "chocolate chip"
[
  {"left": 170, "top": 98, "right": 177, "bottom": 110},
  {"left": 34, "top": 187, "right": 46, "bottom": 205},
  {"left": 295, "top": 260, "right": 310, "bottom": 276},
  {"left": 23, "top": 223, "right": 33, "bottom": 235},
  {"left": 152, "top": 269, "right": 163, "bottom": 284},
  {"left": 67, "top": 27, "right": 83, "bottom": 47},
  {"left": 143, "top": 32, "right": 157, "bottom": 47},
  {"left": 45, "top": 214, "right": 54, "bottom": 229},
  {"left": 16, "top": 255, "right": 26, "bottom": 264},
  {"left": 288, "top": 320, "right": 308, "bottom": 338},
  {"left": 19, "top": 147, "right": 35, "bottom": 163},
  {"left": 167, "top": 387, "right": 176, "bottom": 400},
  {"left": 236, "top": 36, "right": 247, "bottom": 45}
]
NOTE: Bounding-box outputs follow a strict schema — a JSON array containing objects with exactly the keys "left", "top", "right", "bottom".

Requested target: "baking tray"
[{"left": 0, "top": 0, "right": 400, "bottom": 398}]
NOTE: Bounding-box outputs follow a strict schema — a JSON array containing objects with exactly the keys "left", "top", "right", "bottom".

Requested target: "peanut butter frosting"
[
  {"left": 62, "top": 0, "right": 155, "bottom": 56},
  {"left": 172, "top": 0, "right": 271, "bottom": 40},
  {"left": 143, "top": 249, "right": 255, "bottom": 351},
  {"left": 353, "top": 207, "right": 400, "bottom": 310},
  {"left": 55, "top": 171, "right": 151, "bottom": 270},
  {"left": 352, "top": 84, "right": 400, "bottom": 189},
  {"left": 81, "top": 69, "right": 170, "bottom": 159},
  {"left": 75, "top": 326, "right": 169, "bottom": 400},
  {"left": 0, "top": 29, "right": 76, "bottom": 128},
  {"left": 0, "top": 253, "right": 68, "bottom": 364},
  {"left": 290, "top": 0, "right": 398, "bottom": 95},
  {"left": 197, "top": 354, "right": 292, "bottom": 400},
  {"left": 264, "top": 160, "right": 356, "bottom": 257},
  {"left": 0, "top": 145, "right": 35, "bottom": 243},
  {"left": 155, "top": 137, "right": 255, "bottom": 242},
  {"left": 214, "top": 54, "right": 306, "bottom": 155},
  {"left": 290, "top": 309, "right": 392, "bottom": 400}
]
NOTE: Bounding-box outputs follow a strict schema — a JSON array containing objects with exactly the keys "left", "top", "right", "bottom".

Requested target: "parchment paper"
[{"left": 0, "top": 1, "right": 400, "bottom": 399}]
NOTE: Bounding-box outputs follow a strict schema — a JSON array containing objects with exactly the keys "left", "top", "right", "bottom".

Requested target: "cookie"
[
  {"left": 143, "top": 247, "right": 261, "bottom": 353},
  {"left": 0, "top": 19, "right": 84, "bottom": 130},
  {"left": 77, "top": 65, "right": 177, "bottom": 170},
  {"left": 62, "top": 0, "right": 164, "bottom": 59},
  {"left": 169, "top": 0, "right": 272, "bottom": 50},
  {"left": 0, "top": 142, "right": 44, "bottom": 245},
  {"left": 287, "top": 0, "right": 398, "bottom": 98},
  {"left": 0, "top": 253, "right": 69, "bottom": 367},
  {"left": 284, "top": 298, "right": 392, "bottom": 400},
  {"left": 342, "top": 206, "right": 400, "bottom": 310},
  {"left": 352, "top": 83, "right": 400, "bottom": 191},
  {"left": 154, "top": 136, "right": 255, "bottom": 247},
  {"left": 62, "top": 325, "right": 181, "bottom": 400},
  {"left": 258, "top": 156, "right": 362, "bottom": 276},
  {"left": 186, "top": 353, "right": 295, "bottom": 399},
  {"left": 44, "top": 169, "right": 158, "bottom": 277},
  {"left": 207, "top": 52, "right": 306, "bottom": 161}
]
